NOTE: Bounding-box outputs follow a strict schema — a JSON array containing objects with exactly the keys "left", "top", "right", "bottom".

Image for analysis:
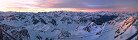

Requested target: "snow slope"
[{"left": 0, "top": 11, "right": 138, "bottom": 40}]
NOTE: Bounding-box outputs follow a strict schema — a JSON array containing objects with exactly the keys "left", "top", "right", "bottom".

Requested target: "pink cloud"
[{"left": 0, "top": 0, "right": 137, "bottom": 12}]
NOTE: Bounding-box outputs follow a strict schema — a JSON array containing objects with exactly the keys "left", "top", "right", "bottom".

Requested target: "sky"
[{"left": 0, "top": 0, "right": 138, "bottom": 12}]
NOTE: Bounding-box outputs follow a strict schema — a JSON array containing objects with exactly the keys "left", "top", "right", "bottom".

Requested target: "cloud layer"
[{"left": 0, "top": 0, "right": 138, "bottom": 12}]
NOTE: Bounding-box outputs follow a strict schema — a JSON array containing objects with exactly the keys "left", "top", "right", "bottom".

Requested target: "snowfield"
[{"left": 0, "top": 11, "right": 138, "bottom": 40}]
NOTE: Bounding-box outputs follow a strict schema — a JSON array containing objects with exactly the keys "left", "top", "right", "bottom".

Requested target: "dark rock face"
[
  {"left": 49, "top": 19, "right": 57, "bottom": 26},
  {"left": 8, "top": 15, "right": 17, "bottom": 20},
  {"left": 83, "top": 27, "right": 91, "bottom": 32},
  {"left": 15, "top": 14, "right": 26, "bottom": 20},
  {"left": 39, "top": 18, "right": 47, "bottom": 24},
  {"left": 134, "top": 21, "right": 138, "bottom": 26},
  {"left": 0, "top": 24, "right": 15, "bottom": 31},
  {"left": 32, "top": 19, "right": 40, "bottom": 24},
  {"left": 11, "top": 30, "right": 19, "bottom": 38},
  {"left": 93, "top": 15, "right": 118, "bottom": 25},
  {"left": 60, "top": 17, "right": 69, "bottom": 21},
  {"left": 36, "top": 35, "right": 42, "bottom": 40},
  {"left": 58, "top": 31, "right": 71, "bottom": 38},
  {"left": 0, "top": 27, "right": 3, "bottom": 40},
  {"left": 0, "top": 16, "right": 4, "bottom": 21},
  {"left": 67, "top": 21, "right": 72, "bottom": 24},
  {"left": 79, "top": 17, "right": 88, "bottom": 23},
  {"left": 32, "top": 15, "right": 39, "bottom": 24}
]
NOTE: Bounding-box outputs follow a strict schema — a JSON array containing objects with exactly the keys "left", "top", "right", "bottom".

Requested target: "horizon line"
[{"left": 0, "top": 8, "right": 137, "bottom": 12}]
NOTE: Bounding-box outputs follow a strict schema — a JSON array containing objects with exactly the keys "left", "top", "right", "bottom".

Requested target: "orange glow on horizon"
[
  {"left": 0, "top": 8, "right": 104, "bottom": 12},
  {"left": 0, "top": 8, "right": 137, "bottom": 12}
]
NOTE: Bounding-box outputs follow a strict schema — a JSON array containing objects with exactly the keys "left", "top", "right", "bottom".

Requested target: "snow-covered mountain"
[{"left": 0, "top": 11, "right": 138, "bottom": 40}]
